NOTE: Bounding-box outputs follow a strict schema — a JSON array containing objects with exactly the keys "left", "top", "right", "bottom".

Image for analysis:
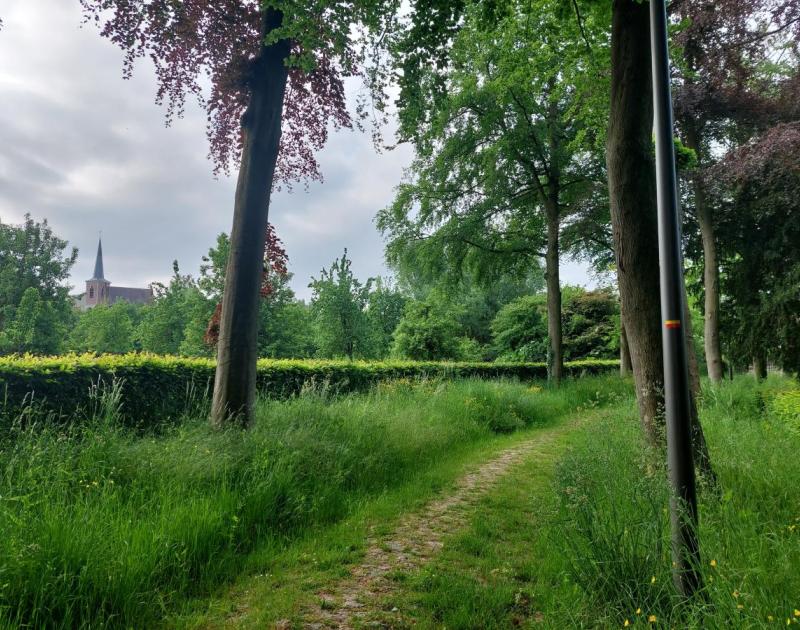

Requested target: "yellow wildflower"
[
  {"left": 709, "top": 559, "right": 717, "bottom": 567},
  {"left": 794, "top": 610, "right": 800, "bottom": 618},
  {"left": 733, "top": 590, "right": 740, "bottom": 598},
  {"left": 624, "top": 621, "right": 630, "bottom": 628},
  {"left": 648, "top": 614, "right": 657, "bottom": 623},
  {"left": 650, "top": 576, "right": 656, "bottom": 584},
  {"left": 636, "top": 608, "right": 642, "bottom": 615}
]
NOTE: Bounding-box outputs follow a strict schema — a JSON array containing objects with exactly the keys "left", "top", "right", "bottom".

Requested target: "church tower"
[{"left": 84, "top": 239, "right": 111, "bottom": 307}]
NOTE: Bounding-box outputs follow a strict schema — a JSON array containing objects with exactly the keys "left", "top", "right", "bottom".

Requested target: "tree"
[
  {"left": 606, "top": 0, "right": 665, "bottom": 444},
  {"left": 0, "top": 288, "right": 67, "bottom": 355},
  {"left": 366, "top": 278, "right": 406, "bottom": 358},
  {"left": 309, "top": 250, "right": 372, "bottom": 359},
  {"left": 392, "top": 295, "right": 462, "bottom": 361},
  {"left": 0, "top": 215, "right": 77, "bottom": 351},
  {"left": 711, "top": 122, "right": 800, "bottom": 376},
  {"left": 380, "top": 0, "right": 611, "bottom": 383},
  {"left": 491, "top": 295, "right": 548, "bottom": 362},
  {"left": 561, "top": 287, "right": 619, "bottom": 361},
  {"left": 202, "top": 225, "right": 289, "bottom": 348},
  {"left": 81, "top": 0, "right": 398, "bottom": 426},
  {"left": 673, "top": 0, "right": 800, "bottom": 382},
  {"left": 200, "top": 228, "right": 315, "bottom": 358},
  {"left": 69, "top": 301, "right": 138, "bottom": 354},
  {"left": 607, "top": 0, "right": 713, "bottom": 477},
  {"left": 136, "top": 262, "right": 204, "bottom": 355}
]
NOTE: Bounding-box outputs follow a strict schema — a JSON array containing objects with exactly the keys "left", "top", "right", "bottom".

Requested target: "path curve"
[{"left": 294, "top": 420, "right": 577, "bottom": 629}]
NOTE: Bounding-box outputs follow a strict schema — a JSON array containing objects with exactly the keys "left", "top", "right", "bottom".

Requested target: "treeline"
[{"left": 0, "top": 217, "right": 621, "bottom": 363}]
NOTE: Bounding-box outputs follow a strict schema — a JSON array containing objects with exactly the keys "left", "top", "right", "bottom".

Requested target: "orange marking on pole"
[{"left": 665, "top": 319, "right": 681, "bottom": 329}]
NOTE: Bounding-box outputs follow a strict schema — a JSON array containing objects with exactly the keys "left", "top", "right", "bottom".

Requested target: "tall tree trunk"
[
  {"left": 544, "top": 93, "right": 564, "bottom": 385},
  {"left": 545, "top": 204, "right": 564, "bottom": 384},
  {"left": 684, "top": 123, "right": 724, "bottom": 383},
  {"left": 607, "top": 0, "right": 714, "bottom": 480},
  {"left": 607, "top": 0, "right": 665, "bottom": 445},
  {"left": 620, "top": 319, "right": 632, "bottom": 376},
  {"left": 211, "top": 9, "right": 290, "bottom": 428}
]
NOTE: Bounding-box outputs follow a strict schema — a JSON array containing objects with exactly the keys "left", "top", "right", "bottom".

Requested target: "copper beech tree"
[{"left": 81, "top": 0, "right": 397, "bottom": 426}]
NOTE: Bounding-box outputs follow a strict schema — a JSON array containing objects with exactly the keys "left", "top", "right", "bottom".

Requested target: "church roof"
[
  {"left": 90, "top": 238, "right": 105, "bottom": 280},
  {"left": 109, "top": 286, "right": 152, "bottom": 304}
]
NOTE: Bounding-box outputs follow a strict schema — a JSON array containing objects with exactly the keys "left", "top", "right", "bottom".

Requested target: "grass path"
[{"left": 292, "top": 417, "right": 582, "bottom": 629}]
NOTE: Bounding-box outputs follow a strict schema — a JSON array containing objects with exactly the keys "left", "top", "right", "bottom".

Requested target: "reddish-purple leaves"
[{"left": 80, "top": 0, "right": 354, "bottom": 183}]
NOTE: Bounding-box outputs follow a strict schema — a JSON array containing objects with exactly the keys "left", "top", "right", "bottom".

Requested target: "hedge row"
[{"left": 0, "top": 354, "right": 620, "bottom": 428}]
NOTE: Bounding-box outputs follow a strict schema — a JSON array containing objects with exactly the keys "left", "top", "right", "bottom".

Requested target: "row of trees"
[
  {"left": 5, "top": 1, "right": 795, "bottom": 430},
  {"left": 377, "top": 0, "right": 800, "bottom": 450},
  {"left": 0, "top": 216, "right": 620, "bottom": 362}
]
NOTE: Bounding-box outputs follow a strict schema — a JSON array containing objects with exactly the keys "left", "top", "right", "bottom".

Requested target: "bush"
[{"left": 0, "top": 354, "right": 620, "bottom": 429}]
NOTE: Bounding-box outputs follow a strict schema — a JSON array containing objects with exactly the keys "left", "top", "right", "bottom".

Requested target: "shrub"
[{"left": 0, "top": 354, "right": 620, "bottom": 429}]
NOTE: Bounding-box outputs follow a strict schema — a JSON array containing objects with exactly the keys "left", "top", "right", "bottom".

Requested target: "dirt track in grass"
[{"left": 291, "top": 420, "right": 577, "bottom": 629}]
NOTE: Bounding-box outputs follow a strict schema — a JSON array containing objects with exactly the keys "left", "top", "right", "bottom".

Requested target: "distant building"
[{"left": 74, "top": 239, "right": 153, "bottom": 310}]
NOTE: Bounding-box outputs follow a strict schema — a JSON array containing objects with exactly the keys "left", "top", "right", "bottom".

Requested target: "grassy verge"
[
  {"left": 0, "top": 375, "right": 631, "bottom": 629},
  {"left": 387, "top": 376, "right": 800, "bottom": 628}
]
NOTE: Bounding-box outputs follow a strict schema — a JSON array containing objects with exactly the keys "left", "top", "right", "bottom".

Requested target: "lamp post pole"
[{"left": 649, "top": 0, "right": 702, "bottom": 597}]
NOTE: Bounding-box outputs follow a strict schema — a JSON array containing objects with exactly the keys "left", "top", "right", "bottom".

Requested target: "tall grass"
[
  {"left": 0, "top": 375, "right": 629, "bottom": 628},
  {"left": 553, "top": 375, "right": 800, "bottom": 626}
]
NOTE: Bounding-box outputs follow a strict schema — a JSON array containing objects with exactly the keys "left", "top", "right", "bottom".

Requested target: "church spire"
[{"left": 92, "top": 238, "right": 105, "bottom": 280}]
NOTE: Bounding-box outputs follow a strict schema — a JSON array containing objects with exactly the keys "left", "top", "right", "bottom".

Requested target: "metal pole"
[{"left": 649, "top": 0, "right": 702, "bottom": 597}]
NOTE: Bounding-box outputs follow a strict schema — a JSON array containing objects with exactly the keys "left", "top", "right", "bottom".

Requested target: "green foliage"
[
  {"left": 379, "top": 0, "right": 612, "bottom": 285},
  {"left": 310, "top": 250, "right": 373, "bottom": 359},
  {"left": 136, "top": 262, "right": 203, "bottom": 355},
  {"left": 491, "top": 295, "right": 549, "bottom": 362},
  {"left": 69, "top": 301, "right": 139, "bottom": 354},
  {"left": 0, "top": 215, "right": 76, "bottom": 355},
  {"left": 392, "top": 297, "right": 462, "bottom": 360},
  {"left": 0, "top": 287, "right": 68, "bottom": 355},
  {"left": 0, "top": 354, "right": 619, "bottom": 429},
  {"left": 366, "top": 278, "right": 407, "bottom": 358},
  {"left": 561, "top": 286, "right": 619, "bottom": 360},
  {"left": 491, "top": 288, "right": 620, "bottom": 362}
]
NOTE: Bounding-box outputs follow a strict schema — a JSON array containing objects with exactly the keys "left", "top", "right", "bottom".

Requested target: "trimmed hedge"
[{"left": 0, "top": 354, "right": 620, "bottom": 428}]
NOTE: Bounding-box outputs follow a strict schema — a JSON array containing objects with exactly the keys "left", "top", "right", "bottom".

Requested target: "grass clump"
[
  {"left": 0, "top": 375, "right": 623, "bottom": 628},
  {"left": 551, "top": 375, "right": 800, "bottom": 627}
]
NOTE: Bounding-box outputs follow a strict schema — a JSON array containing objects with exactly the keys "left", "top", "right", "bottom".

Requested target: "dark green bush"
[{"left": 0, "top": 354, "right": 619, "bottom": 428}]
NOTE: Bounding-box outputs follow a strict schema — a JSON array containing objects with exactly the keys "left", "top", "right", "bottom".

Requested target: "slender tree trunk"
[
  {"left": 607, "top": 0, "right": 665, "bottom": 445},
  {"left": 211, "top": 9, "right": 290, "bottom": 428},
  {"left": 620, "top": 319, "right": 632, "bottom": 376},
  {"left": 544, "top": 92, "right": 564, "bottom": 385},
  {"left": 545, "top": 204, "right": 564, "bottom": 384},
  {"left": 753, "top": 355, "right": 767, "bottom": 380},
  {"left": 684, "top": 124, "right": 724, "bottom": 382},
  {"left": 683, "top": 291, "right": 716, "bottom": 483}
]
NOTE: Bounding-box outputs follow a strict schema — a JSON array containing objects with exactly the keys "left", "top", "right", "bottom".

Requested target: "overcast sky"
[{"left": 0, "top": 1, "right": 593, "bottom": 301}]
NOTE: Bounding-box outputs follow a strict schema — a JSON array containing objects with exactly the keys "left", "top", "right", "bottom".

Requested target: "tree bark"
[
  {"left": 607, "top": 0, "right": 665, "bottom": 445},
  {"left": 684, "top": 123, "right": 724, "bottom": 383},
  {"left": 545, "top": 204, "right": 564, "bottom": 384},
  {"left": 753, "top": 354, "right": 767, "bottom": 380},
  {"left": 544, "top": 93, "right": 564, "bottom": 385},
  {"left": 211, "top": 9, "right": 290, "bottom": 428},
  {"left": 683, "top": 291, "right": 716, "bottom": 483},
  {"left": 620, "top": 319, "right": 632, "bottom": 376}
]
